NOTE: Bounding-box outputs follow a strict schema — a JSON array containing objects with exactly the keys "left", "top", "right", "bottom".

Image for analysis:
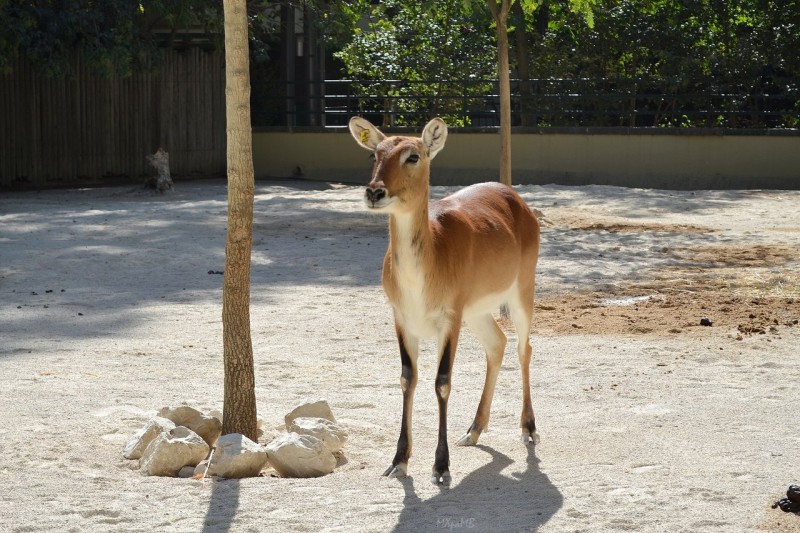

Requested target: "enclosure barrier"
[
  {"left": 252, "top": 128, "right": 800, "bottom": 190},
  {"left": 3, "top": 64, "right": 799, "bottom": 189}
]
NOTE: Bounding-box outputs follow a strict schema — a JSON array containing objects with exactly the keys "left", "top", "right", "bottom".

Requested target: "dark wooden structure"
[{"left": 0, "top": 48, "right": 226, "bottom": 188}]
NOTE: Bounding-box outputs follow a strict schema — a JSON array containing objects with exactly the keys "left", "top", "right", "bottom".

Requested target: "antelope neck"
[{"left": 389, "top": 203, "right": 432, "bottom": 262}]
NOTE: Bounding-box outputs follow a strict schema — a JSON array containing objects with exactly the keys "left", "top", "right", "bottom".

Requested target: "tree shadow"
[
  {"left": 393, "top": 444, "right": 562, "bottom": 532},
  {"left": 202, "top": 478, "right": 240, "bottom": 533}
]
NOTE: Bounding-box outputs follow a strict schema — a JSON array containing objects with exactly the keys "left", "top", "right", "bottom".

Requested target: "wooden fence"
[{"left": 0, "top": 48, "right": 226, "bottom": 188}]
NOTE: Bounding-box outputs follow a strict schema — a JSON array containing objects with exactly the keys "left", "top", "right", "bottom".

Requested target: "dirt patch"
[
  {"left": 759, "top": 506, "right": 800, "bottom": 533},
  {"left": 524, "top": 216, "right": 800, "bottom": 337},
  {"left": 663, "top": 244, "right": 797, "bottom": 269},
  {"left": 546, "top": 213, "right": 712, "bottom": 234},
  {"left": 527, "top": 290, "right": 800, "bottom": 337},
  {"left": 529, "top": 242, "right": 800, "bottom": 337}
]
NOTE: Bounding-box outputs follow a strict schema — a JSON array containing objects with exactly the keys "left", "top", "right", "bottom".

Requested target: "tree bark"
[
  {"left": 512, "top": 0, "right": 535, "bottom": 127},
  {"left": 489, "top": 0, "right": 513, "bottom": 186},
  {"left": 221, "top": 0, "right": 258, "bottom": 442}
]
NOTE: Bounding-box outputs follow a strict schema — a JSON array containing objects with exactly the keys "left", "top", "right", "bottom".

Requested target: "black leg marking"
[
  {"left": 433, "top": 339, "right": 455, "bottom": 484},
  {"left": 523, "top": 417, "right": 537, "bottom": 435},
  {"left": 390, "top": 332, "right": 416, "bottom": 470}
]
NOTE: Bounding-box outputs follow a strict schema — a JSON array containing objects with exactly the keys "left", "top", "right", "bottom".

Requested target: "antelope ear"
[
  {"left": 349, "top": 117, "right": 385, "bottom": 151},
  {"left": 421, "top": 117, "right": 448, "bottom": 159}
]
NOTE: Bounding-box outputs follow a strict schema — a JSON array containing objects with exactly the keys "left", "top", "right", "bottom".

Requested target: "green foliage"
[
  {"left": 7, "top": 0, "right": 795, "bottom": 127},
  {"left": 566, "top": 0, "right": 596, "bottom": 28},
  {"left": 516, "top": 0, "right": 799, "bottom": 127},
  {"left": 0, "top": 0, "right": 222, "bottom": 76},
  {"left": 326, "top": 0, "right": 796, "bottom": 128},
  {"left": 333, "top": 0, "right": 497, "bottom": 127}
]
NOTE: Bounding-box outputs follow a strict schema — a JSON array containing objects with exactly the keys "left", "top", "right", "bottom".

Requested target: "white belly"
[
  {"left": 392, "top": 278, "right": 514, "bottom": 339},
  {"left": 463, "top": 283, "right": 516, "bottom": 319}
]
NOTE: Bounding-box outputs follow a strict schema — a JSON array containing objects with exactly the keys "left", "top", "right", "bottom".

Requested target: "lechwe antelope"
[{"left": 349, "top": 116, "right": 541, "bottom": 486}]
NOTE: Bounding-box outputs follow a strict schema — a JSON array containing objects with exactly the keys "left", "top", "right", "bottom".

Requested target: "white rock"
[
  {"left": 202, "top": 433, "right": 269, "bottom": 479},
  {"left": 288, "top": 417, "right": 347, "bottom": 454},
  {"left": 158, "top": 405, "right": 203, "bottom": 426},
  {"left": 123, "top": 416, "right": 176, "bottom": 460},
  {"left": 284, "top": 399, "right": 336, "bottom": 428},
  {"left": 265, "top": 432, "right": 336, "bottom": 478},
  {"left": 158, "top": 405, "right": 222, "bottom": 447},
  {"left": 188, "top": 415, "right": 223, "bottom": 447},
  {"left": 139, "top": 426, "right": 210, "bottom": 477}
]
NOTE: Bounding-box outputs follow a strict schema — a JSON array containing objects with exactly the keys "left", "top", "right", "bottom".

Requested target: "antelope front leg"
[
  {"left": 383, "top": 330, "right": 418, "bottom": 478},
  {"left": 432, "top": 323, "right": 460, "bottom": 486}
]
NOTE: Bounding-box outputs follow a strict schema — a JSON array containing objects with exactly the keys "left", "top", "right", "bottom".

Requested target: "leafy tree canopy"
[{"left": 332, "top": 0, "right": 497, "bottom": 126}]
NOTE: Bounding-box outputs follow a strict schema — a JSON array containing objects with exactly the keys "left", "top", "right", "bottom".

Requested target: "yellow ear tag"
[{"left": 360, "top": 130, "right": 370, "bottom": 144}]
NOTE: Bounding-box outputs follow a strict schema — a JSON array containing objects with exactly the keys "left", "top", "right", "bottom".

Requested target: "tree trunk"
[
  {"left": 221, "top": 0, "right": 258, "bottom": 442},
  {"left": 512, "top": 0, "right": 535, "bottom": 127},
  {"left": 489, "top": 0, "right": 513, "bottom": 186}
]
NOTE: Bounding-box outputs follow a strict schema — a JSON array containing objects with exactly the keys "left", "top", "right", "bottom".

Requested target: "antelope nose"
[{"left": 366, "top": 187, "right": 387, "bottom": 204}]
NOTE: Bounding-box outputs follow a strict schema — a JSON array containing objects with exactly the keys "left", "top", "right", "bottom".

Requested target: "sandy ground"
[{"left": 1, "top": 179, "right": 799, "bottom": 533}]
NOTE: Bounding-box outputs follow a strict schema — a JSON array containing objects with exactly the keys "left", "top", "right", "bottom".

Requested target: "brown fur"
[{"left": 349, "top": 117, "right": 540, "bottom": 485}]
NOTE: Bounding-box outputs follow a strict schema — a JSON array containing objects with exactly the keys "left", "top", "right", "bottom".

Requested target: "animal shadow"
[{"left": 393, "top": 444, "right": 562, "bottom": 532}]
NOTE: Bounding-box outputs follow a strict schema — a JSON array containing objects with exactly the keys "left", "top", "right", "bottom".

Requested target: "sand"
[{"left": 1, "top": 180, "right": 799, "bottom": 532}]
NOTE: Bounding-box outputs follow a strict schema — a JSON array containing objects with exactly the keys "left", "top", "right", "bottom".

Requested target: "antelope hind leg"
[
  {"left": 456, "top": 313, "right": 506, "bottom": 447},
  {"left": 510, "top": 287, "right": 540, "bottom": 446}
]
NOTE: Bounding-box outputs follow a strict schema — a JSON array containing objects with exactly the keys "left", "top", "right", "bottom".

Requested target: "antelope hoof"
[
  {"left": 521, "top": 430, "right": 541, "bottom": 446},
  {"left": 455, "top": 432, "right": 478, "bottom": 446},
  {"left": 431, "top": 469, "right": 452, "bottom": 487},
  {"left": 383, "top": 463, "right": 408, "bottom": 478}
]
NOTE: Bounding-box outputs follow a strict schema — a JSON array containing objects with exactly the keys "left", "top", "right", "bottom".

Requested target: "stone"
[
  {"left": 187, "top": 415, "right": 223, "bottom": 448},
  {"left": 265, "top": 432, "right": 336, "bottom": 478},
  {"left": 288, "top": 417, "right": 347, "bottom": 454},
  {"left": 139, "top": 426, "right": 210, "bottom": 477},
  {"left": 158, "top": 406, "right": 222, "bottom": 447},
  {"left": 123, "top": 416, "right": 176, "bottom": 460},
  {"left": 177, "top": 466, "right": 196, "bottom": 478},
  {"left": 284, "top": 399, "right": 336, "bottom": 428},
  {"left": 158, "top": 405, "right": 204, "bottom": 427},
  {"left": 193, "top": 460, "right": 210, "bottom": 478},
  {"left": 202, "top": 433, "right": 269, "bottom": 479}
]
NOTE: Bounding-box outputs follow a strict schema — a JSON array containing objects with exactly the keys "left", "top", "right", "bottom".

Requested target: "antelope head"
[{"left": 349, "top": 117, "right": 448, "bottom": 214}]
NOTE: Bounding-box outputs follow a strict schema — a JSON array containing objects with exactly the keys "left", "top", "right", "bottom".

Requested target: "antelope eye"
[
  {"left": 369, "top": 153, "right": 376, "bottom": 161},
  {"left": 406, "top": 153, "right": 420, "bottom": 164}
]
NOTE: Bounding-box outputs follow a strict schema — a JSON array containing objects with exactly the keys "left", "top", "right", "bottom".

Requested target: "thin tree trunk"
[
  {"left": 512, "top": 0, "right": 535, "bottom": 127},
  {"left": 489, "top": 0, "right": 513, "bottom": 186},
  {"left": 222, "top": 0, "right": 258, "bottom": 442}
]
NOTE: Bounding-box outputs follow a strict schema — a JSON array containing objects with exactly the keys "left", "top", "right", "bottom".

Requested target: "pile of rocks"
[
  {"left": 266, "top": 399, "right": 347, "bottom": 478},
  {"left": 122, "top": 400, "right": 347, "bottom": 480}
]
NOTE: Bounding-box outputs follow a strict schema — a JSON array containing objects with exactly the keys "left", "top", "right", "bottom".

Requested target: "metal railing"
[{"left": 251, "top": 77, "right": 799, "bottom": 130}]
